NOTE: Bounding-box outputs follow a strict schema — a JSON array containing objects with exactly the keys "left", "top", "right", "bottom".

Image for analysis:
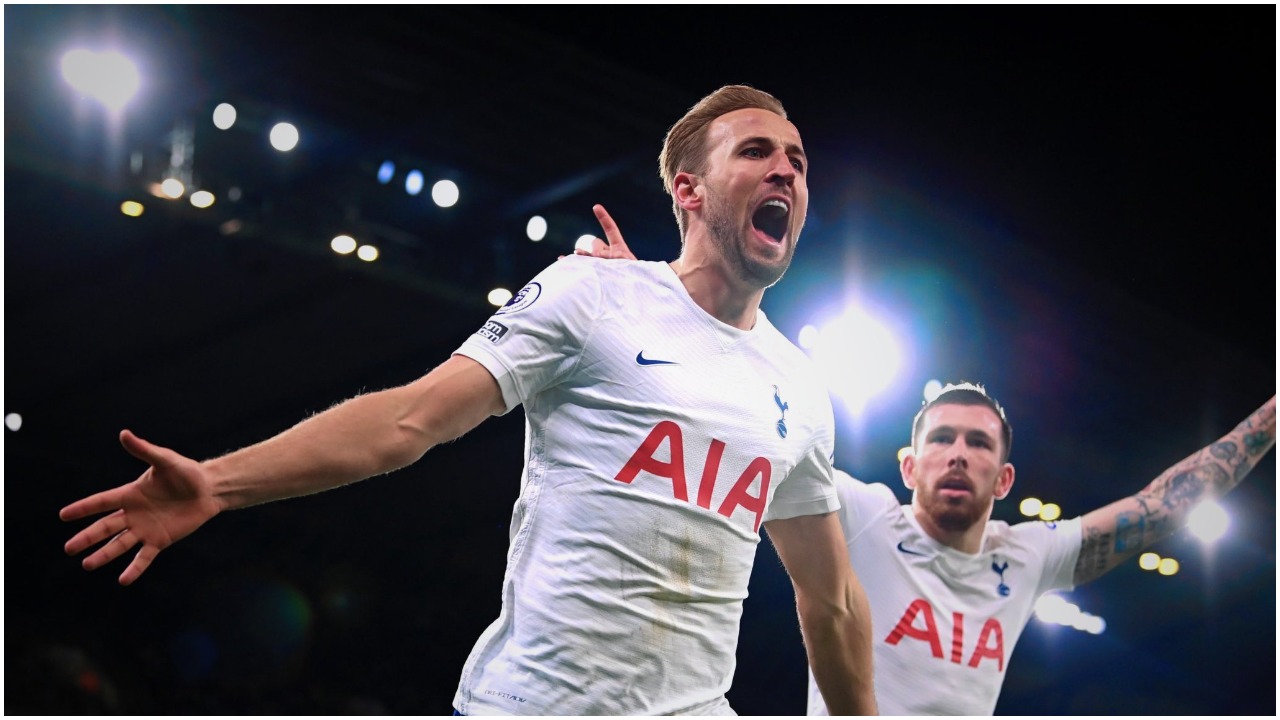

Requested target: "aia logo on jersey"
[
  {"left": 496, "top": 282, "right": 541, "bottom": 315},
  {"left": 615, "top": 420, "right": 773, "bottom": 532},
  {"left": 886, "top": 598, "right": 1006, "bottom": 671}
]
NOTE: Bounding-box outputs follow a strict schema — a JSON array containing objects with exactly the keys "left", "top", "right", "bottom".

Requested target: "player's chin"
[{"left": 932, "top": 505, "right": 982, "bottom": 533}]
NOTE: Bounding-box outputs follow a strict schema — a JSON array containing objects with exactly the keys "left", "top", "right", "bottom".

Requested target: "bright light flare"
[
  {"left": 575, "top": 235, "right": 596, "bottom": 253},
  {"left": 1019, "top": 497, "right": 1043, "bottom": 517},
  {"left": 797, "top": 324, "right": 819, "bottom": 350},
  {"left": 810, "top": 309, "right": 902, "bottom": 413},
  {"left": 5, "top": 413, "right": 23, "bottom": 432},
  {"left": 923, "top": 379, "right": 944, "bottom": 402},
  {"left": 1138, "top": 552, "right": 1160, "bottom": 570},
  {"left": 377, "top": 160, "right": 395, "bottom": 184},
  {"left": 405, "top": 170, "right": 424, "bottom": 196},
  {"left": 1038, "top": 503, "right": 1061, "bottom": 522},
  {"left": 212, "top": 103, "right": 237, "bottom": 130},
  {"left": 488, "top": 288, "right": 513, "bottom": 307},
  {"left": 270, "top": 122, "right": 299, "bottom": 151},
  {"left": 189, "top": 190, "right": 215, "bottom": 209},
  {"left": 356, "top": 244, "right": 379, "bottom": 262},
  {"left": 526, "top": 215, "right": 548, "bottom": 242},
  {"left": 1157, "top": 557, "right": 1180, "bottom": 576},
  {"left": 61, "top": 49, "right": 140, "bottom": 111},
  {"left": 432, "top": 180, "right": 459, "bottom": 208},
  {"left": 1034, "top": 594, "right": 1105, "bottom": 635},
  {"left": 161, "top": 178, "right": 185, "bottom": 199},
  {"left": 120, "top": 200, "right": 144, "bottom": 217},
  {"left": 1186, "top": 499, "right": 1229, "bottom": 544},
  {"left": 330, "top": 235, "right": 357, "bottom": 254}
]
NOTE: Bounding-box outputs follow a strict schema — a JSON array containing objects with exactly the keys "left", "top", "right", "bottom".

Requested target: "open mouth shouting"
[{"left": 752, "top": 197, "right": 790, "bottom": 244}]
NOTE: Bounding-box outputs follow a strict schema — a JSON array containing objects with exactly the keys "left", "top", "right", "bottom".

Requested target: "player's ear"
[
  {"left": 674, "top": 171, "right": 702, "bottom": 212},
  {"left": 900, "top": 449, "right": 917, "bottom": 490},
  {"left": 994, "top": 462, "right": 1015, "bottom": 500}
]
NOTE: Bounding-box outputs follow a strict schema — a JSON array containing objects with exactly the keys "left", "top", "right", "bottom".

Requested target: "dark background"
[{"left": 6, "top": 6, "right": 1275, "bottom": 715}]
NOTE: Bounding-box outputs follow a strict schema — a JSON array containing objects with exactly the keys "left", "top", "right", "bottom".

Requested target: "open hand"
[{"left": 61, "top": 430, "right": 222, "bottom": 585}]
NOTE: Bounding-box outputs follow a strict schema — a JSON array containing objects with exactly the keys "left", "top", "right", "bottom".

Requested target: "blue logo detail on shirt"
[
  {"left": 476, "top": 320, "right": 508, "bottom": 344},
  {"left": 896, "top": 541, "right": 927, "bottom": 557},
  {"left": 495, "top": 282, "right": 541, "bottom": 315},
  {"left": 635, "top": 351, "right": 678, "bottom": 366},
  {"left": 992, "top": 558, "right": 1011, "bottom": 596},
  {"left": 773, "top": 385, "right": 789, "bottom": 439}
]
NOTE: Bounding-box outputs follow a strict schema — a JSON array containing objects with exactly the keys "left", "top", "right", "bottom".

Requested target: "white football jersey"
[
  {"left": 808, "top": 472, "right": 1080, "bottom": 716},
  {"left": 451, "top": 256, "right": 839, "bottom": 716}
]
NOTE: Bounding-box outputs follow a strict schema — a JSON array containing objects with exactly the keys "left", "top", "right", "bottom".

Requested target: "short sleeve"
[
  {"left": 453, "top": 256, "right": 601, "bottom": 414},
  {"left": 762, "top": 393, "right": 839, "bottom": 521},
  {"left": 1026, "top": 516, "right": 1083, "bottom": 595}
]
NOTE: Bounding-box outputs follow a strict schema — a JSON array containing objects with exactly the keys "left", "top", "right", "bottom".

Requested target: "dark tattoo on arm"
[
  {"left": 1075, "top": 525, "right": 1114, "bottom": 583},
  {"left": 1113, "top": 512, "right": 1144, "bottom": 553}
]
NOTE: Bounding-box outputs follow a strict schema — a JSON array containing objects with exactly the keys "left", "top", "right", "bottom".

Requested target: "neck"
[
  {"left": 671, "top": 232, "right": 766, "bottom": 331},
  {"left": 911, "top": 500, "right": 989, "bottom": 555}
]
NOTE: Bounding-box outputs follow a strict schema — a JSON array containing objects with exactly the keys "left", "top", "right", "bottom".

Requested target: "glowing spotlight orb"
[
  {"left": 377, "top": 160, "right": 395, "bottom": 184},
  {"left": 1019, "top": 497, "right": 1043, "bottom": 517},
  {"left": 161, "top": 178, "right": 185, "bottom": 199},
  {"left": 189, "top": 190, "right": 215, "bottom": 209},
  {"left": 4, "top": 413, "right": 22, "bottom": 432},
  {"left": 61, "top": 49, "right": 141, "bottom": 111},
  {"left": 488, "top": 288, "right": 513, "bottom": 307},
  {"left": 811, "top": 309, "right": 902, "bottom": 414},
  {"left": 356, "top": 244, "right": 379, "bottom": 262},
  {"left": 330, "top": 235, "right": 357, "bottom": 255},
  {"left": 432, "top": 180, "right": 459, "bottom": 208},
  {"left": 1138, "top": 552, "right": 1160, "bottom": 570},
  {"left": 923, "top": 379, "right": 944, "bottom": 402},
  {"left": 1186, "top": 500, "right": 1229, "bottom": 544},
  {"left": 405, "top": 170, "right": 424, "bottom": 196},
  {"left": 1157, "top": 557, "right": 1180, "bottom": 576},
  {"left": 269, "top": 122, "right": 299, "bottom": 151},
  {"left": 797, "top": 324, "right": 819, "bottom": 350},
  {"left": 212, "top": 102, "right": 237, "bottom": 130},
  {"left": 1038, "top": 503, "right": 1061, "bottom": 522},
  {"left": 526, "top": 215, "right": 548, "bottom": 242},
  {"left": 120, "top": 200, "right": 144, "bottom": 217},
  {"left": 575, "top": 235, "right": 596, "bottom": 253}
]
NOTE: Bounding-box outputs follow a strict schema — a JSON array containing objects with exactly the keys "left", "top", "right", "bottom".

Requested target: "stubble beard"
[
  {"left": 703, "top": 188, "right": 796, "bottom": 289},
  {"left": 925, "top": 488, "right": 989, "bottom": 533}
]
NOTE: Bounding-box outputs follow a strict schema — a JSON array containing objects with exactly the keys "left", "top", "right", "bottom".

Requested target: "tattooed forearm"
[
  {"left": 1075, "top": 396, "right": 1275, "bottom": 585},
  {"left": 1075, "top": 525, "right": 1114, "bottom": 581}
]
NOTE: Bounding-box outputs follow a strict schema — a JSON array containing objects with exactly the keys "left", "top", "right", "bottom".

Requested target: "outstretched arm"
[
  {"left": 61, "top": 354, "right": 504, "bottom": 585},
  {"left": 766, "top": 512, "right": 877, "bottom": 715},
  {"left": 1074, "top": 395, "right": 1276, "bottom": 585}
]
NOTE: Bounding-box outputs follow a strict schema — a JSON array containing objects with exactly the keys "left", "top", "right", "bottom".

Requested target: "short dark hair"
[
  {"left": 911, "top": 382, "right": 1013, "bottom": 462},
  {"left": 658, "top": 85, "right": 788, "bottom": 239}
]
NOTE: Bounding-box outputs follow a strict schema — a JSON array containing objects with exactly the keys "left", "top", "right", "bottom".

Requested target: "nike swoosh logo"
[
  {"left": 897, "top": 541, "right": 928, "bottom": 557},
  {"left": 636, "top": 351, "right": 678, "bottom": 366}
]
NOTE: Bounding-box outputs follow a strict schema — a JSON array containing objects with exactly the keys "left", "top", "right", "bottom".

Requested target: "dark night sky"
[{"left": 5, "top": 6, "right": 1275, "bottom": 716}]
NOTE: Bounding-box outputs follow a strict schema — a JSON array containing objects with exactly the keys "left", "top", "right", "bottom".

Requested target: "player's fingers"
[
  {"left": 592, "top": 204, "right": 629, "bottom": 250},
  {"left": 60, "top": 486, "right": 127, "bottom": 522},
  {"left": 119, "top": 429, "right": 175, "bottom": 468},
  {"left": 64, "top": 510, "right": 128, "bottom": 555},
  {"left": 119, "top": 544, "right": 160, "bottom": 586},
  {"left": 82, "top": 528, "right": 139, "bottom": 571}
]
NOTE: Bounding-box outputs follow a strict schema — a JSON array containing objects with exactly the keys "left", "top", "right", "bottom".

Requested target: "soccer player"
[
  {"left": 807, "top": 384, "right": 1275, "bottom": 715},
  {"left": 60, "top": 85, "right": 877, "bottom": 715},
  {"left": 578, "top": 211, "right": 1276, "bottom": 716}
]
